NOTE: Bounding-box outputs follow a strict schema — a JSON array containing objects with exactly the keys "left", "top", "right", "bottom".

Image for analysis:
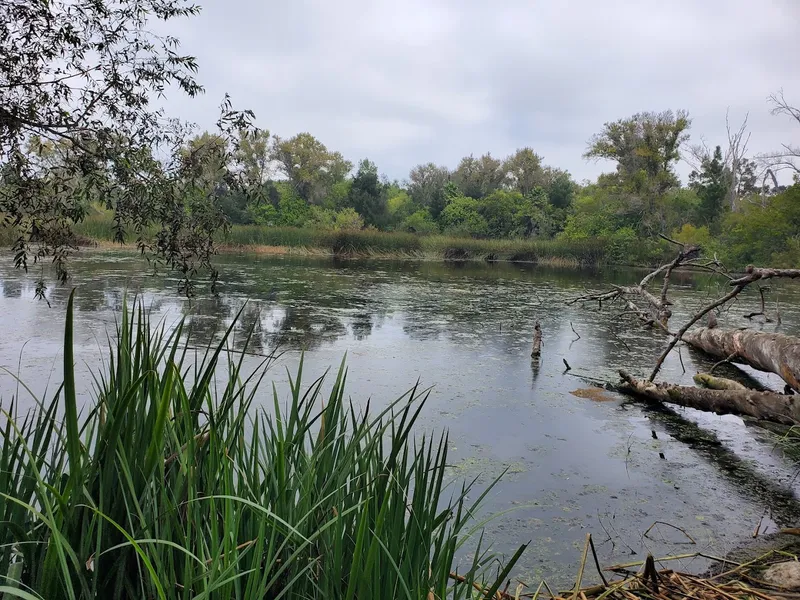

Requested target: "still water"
[{"left": 2, "top": 250, "right": 800, "bottom": 585}]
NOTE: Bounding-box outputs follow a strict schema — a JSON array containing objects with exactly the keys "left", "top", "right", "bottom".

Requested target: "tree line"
[
  {"left": 2, "top": 0, "right": 799, "bottom": 295},
  {"left": 178, "top": 104, "right": 800, "bottom": 267}
]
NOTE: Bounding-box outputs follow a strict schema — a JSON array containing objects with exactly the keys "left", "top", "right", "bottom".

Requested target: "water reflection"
[{"left": 2, "top": 251, "right": 800, "bottom": 584}]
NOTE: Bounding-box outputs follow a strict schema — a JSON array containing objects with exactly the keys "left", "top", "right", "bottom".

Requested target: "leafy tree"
[
  {"left": 400, "top": 209, "right": 439, "bottom": 234},
  {"left": 386, "top": 190, "right": 416, "bottom": 227},
  {"left": 236, "top": 128, "right": 272, "bottom": 198},
  {"left": 453, "top": 153, "right": 504, "bottom": 199},
  {"left": 1, "top": 0, "right": 257, "bottom": 295},
  {"left": 272, "top": 133, "right": 352, "bottom": 204},
  {"left": 348, "top": 159, "right": 387, "bottom": 227},
  {"left": 586, "top": 110, "right": 690, "bottom": 185},
  {"left": 689, "top": 145, "right": 728, "bottom": 229},
  {"left": 476, "top": 190, "right": 521, "bottom": 237},
  {"left": 719, "top": 184, "right": 800, "bottom": 265},
  {"left": 503, "top": 148, "right": 545, "bottom": 196},
  {"left": 408, "top": 163, "right": 450, "bottom": 218},
  {"left": 440, "top": 195, "right": 488, "bottom": 237},
  {"left": 542, "top": 168, "right": 576, "bottom": 210},
  {"left": 584, "top": 110, "right": 691, "bottom": 235}
]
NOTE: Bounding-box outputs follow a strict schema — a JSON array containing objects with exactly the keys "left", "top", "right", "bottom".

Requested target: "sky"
[{"left": 161, "top": 0, "right": 800, "bottom": 184}]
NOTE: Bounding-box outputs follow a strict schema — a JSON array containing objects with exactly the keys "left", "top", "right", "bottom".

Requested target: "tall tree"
[
  {"left": 585, "top": 110, "right": 690, "bottom": 234},
  {"left": 689, "top": 145, "right": 728, "bottom": 230},
  {"left": 0, "top": 0, "right": 256, "bottom": 296},
  {"left": 407, "top": 163, "right": 450, "bottom": 218},
  {"left": 348, "top": 159, "right": 387, "bottom": 227},
  {"left": 272, "top": 133, "right": 352, "bottom": 204},
  {"left": 453, "top": 153, "right": 504, "bottom": 198},
  {"left": 503, "top": 148, "right": 545, "bottom": 197},
  {"left": 586, "top": 110, "right": 690, "bottom": 188}
]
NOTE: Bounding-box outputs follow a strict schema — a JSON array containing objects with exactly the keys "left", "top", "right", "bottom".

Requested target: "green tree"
[
  {"left": 689, "top": 145, "right": 728, "bottom": 230},
  {"left": 334, "top": 207, "right": 365, "bottom": 231},
  {"left": 272, "top": 133, "right": 352, "bottom": 204},
  {"left": 584, "top": 110, "right": 691, "bottom": 235},
  {"left": 400, "top": 209, "right": 439, "bottom": 234},
  {"left": 1, "top": 0, "right": 256, "bottom": 295},
  {"left": 440, "top": 194, "right": 488, "bottom": 237},
  {"left": 408, "top": 163, "right": 450, "bottom": 218},
  {"left": 453, "top": 153, "right": 504, "bottom": 199},
  {"left": 348, "top": 159, "right": 387, "bottom": 227},
  {"left": 386, "top": 190, "right": 416, "bottom": 228},
  {"left": 503, "top": 148, "right": 545, "bottom": 196}
]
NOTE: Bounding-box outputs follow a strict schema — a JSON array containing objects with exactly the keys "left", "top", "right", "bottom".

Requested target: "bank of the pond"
[{"left": 6, "top": 215, "right": 673, "bottom": 268}]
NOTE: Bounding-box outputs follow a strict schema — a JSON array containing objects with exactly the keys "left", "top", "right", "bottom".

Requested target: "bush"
[
  {"left": 333, "top": 207, "right": 365, "bottom": 231},
  {"left": 400, "top": 209, "right": 439, "bottom": 234}
]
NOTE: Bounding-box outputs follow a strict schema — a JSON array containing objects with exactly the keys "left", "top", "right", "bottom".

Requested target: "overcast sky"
[{"left": 162, "top": 0, "right": 800, "bottom": 184}]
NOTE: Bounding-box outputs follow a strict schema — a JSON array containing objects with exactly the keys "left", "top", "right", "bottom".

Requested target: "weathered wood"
[
  {"left": 619, "top": 370, "right": 800, "bottom": 424},
  {"left": 684, "top": 327, "right": 800, "bottom": 390},
  {"left": 531, "top": 321, "right": 542, "bottom": 358},
  {"left": 693, "top": 373, "right": 747, "bottom": 391},
  {"left": 730, "top": 266, "right": 800, "bottom": 287}
]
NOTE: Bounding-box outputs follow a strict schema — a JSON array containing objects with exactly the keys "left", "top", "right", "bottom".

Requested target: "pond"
[{"left": 2, "top": 250, "right": 800, "bottom": 586}]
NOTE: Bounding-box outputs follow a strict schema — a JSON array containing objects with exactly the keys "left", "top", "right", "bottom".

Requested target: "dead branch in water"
[
  {"left": 566, "top": 244, "right": 703, "bottom": 332},
  {"left": 619, "top": 370, "right": 800, "bottom": 424},
  {"left": 744, "top": 285, "right": 773, "bottom": 321}
]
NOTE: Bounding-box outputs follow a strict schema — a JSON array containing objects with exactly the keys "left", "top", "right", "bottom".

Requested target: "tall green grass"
[
  {"left": 0, "top": 294, "right": 524, "bottom": 599},
  {"left": 222, "top": 225, "right": 609, "bottom": 266}
]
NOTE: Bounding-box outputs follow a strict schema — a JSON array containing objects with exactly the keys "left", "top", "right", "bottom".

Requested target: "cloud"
[{"left": 161, "top": 0, "right": 800, "bottom": 183}]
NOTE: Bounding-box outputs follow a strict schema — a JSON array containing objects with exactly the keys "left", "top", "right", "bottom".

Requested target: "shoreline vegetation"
[
  {"left": 1, "top": 212, "right": 675, "bottom": 269},
  {"left": 0, "top": 295, "right": 525, "bottom": 599}
]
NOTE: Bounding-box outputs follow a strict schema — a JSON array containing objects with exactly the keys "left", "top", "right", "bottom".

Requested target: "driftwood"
[
  {"left": 566, "top": 242, "right": 704, "bottom": 331},
  {"left": 619, "top": 370, "right": 800, "bottom": 424},
  {"left": 729, "top": 266, "right": 800, "bottom": 286},
  {"left": 684, "top": 327, "right": 800, "bottom": 390},
  {"left": 531, "top": 321, "right": 542, "bottom": 358}
]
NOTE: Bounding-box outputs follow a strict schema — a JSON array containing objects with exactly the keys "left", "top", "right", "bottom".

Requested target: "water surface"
[{"left": 2, "top": 251, "right": 800, "bottom": 586}]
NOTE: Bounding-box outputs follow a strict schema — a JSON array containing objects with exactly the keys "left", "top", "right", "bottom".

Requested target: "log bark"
[
  {"left": 730, "top": 266, "right": 800, "bottom": 287},
  {"left": 683, "top": 327, "right": 800, "bottom": 390},
  {"left": 619, "top": 371, "right": 800, "bottom": 424},
  {"left": 531, "top": 321, "right": 542, "bottom": 358}
]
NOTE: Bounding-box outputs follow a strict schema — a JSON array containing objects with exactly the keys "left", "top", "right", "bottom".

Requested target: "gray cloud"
[{"left": 162, "top": 0, "right": 800, "bottom": 183}]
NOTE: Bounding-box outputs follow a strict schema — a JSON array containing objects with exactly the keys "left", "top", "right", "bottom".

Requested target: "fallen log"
[
  {"left": 619, "top": 370, "right": 800, "bottom": 424},
  {"left": 683, "top": 327, "right": 800, "bottom": 390}
]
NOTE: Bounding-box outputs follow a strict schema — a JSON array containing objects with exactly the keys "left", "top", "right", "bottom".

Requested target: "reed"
[{"left": 0, "top": 294, "right": 522, "bottom": 599}]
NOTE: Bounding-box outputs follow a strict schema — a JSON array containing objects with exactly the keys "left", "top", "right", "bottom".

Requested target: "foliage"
[
  {"left": 503, "top": 148, "right": 545, "bottom": 197},
  {"left": 453, "top": 153, "right": 504, "bottom": 199},
  {"left": 718, "top": 185, "right": 800, "bottom": 266},
  {"left": 407, "top": 163, "right": 450, "bottom": 219},
  {"left": 689, "top": 145, "right": 729, "bottom": 230},
  {"left": 400, "top": 209, "right": 439, "bottom": 235},
  {"left": 333, "top": 207, "right": 365, "bottom": 231},
  {"left": 0, "top": 296, "right": 523, "bottom": 599},
  {"left": 272, "top": 133, "right": 352, "bottom": 204},
  {"left": 439, "top": 195, "right": 489, "bottom": 238},
  {"left": 348, "top": 159, "right": 387, "bottom": 228},
  {"left": 0, "top": 0, "right": 259, "bottom": 296}
]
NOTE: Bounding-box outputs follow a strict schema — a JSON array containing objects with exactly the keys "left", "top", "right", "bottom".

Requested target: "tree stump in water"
[{"left": 531, "top": 321, "right": 542, "bottom": 358}]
